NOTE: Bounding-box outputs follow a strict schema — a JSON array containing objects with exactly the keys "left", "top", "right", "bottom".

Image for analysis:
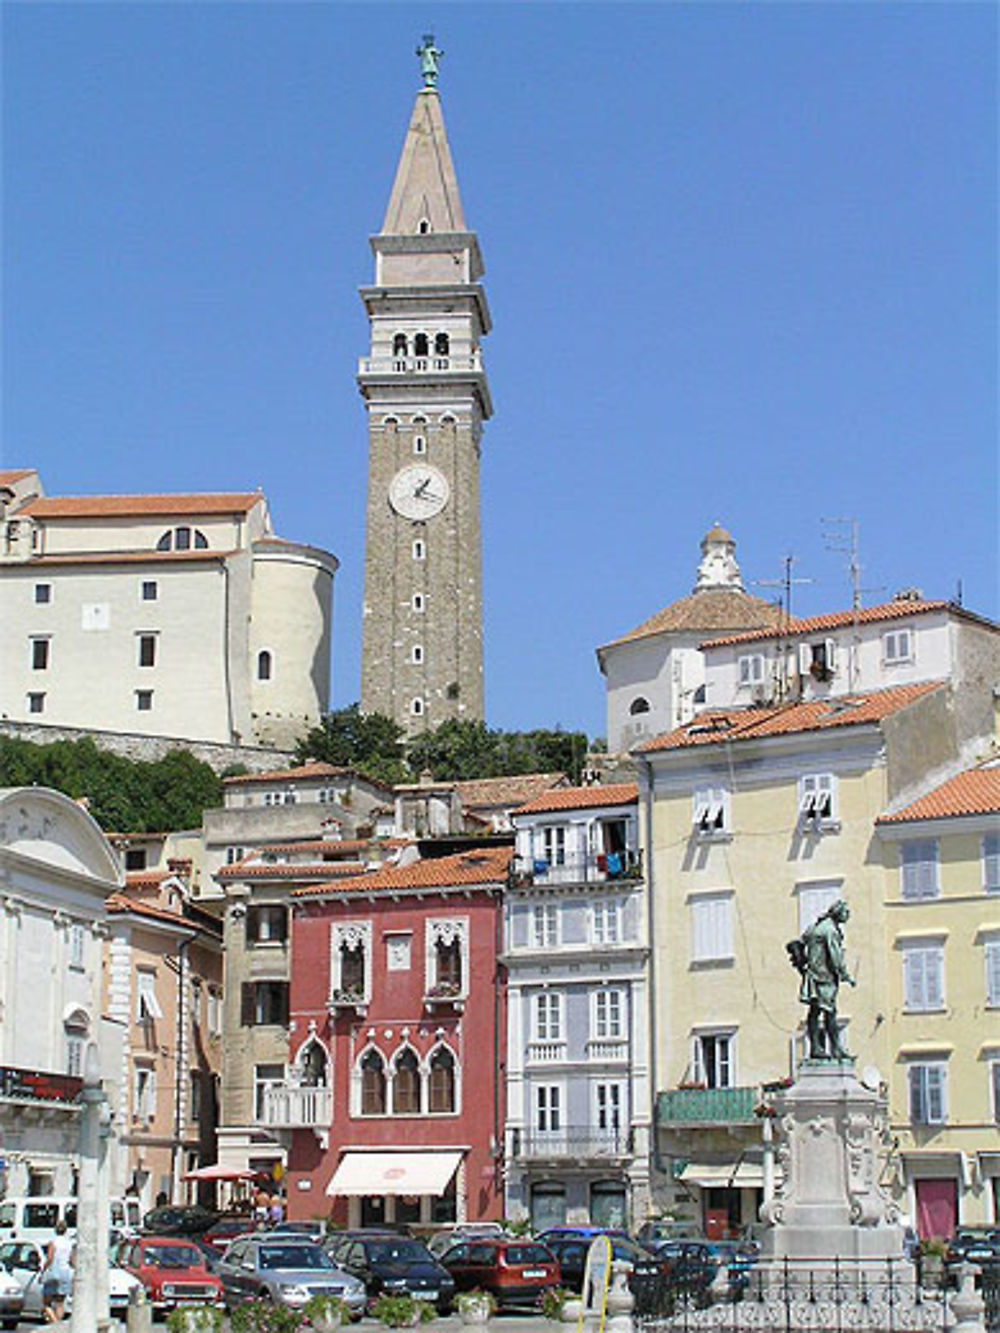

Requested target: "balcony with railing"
[
  {"left": 656, "top": 1086, "right": 759, "bottom": 1127},
  {"left": 261, "top": 1083, "right": 332, "bottom": 1129},
  {"left": 511, "top": 1126, "right": 631, "bottom": 1161},
  {"left": 358, "top": 352, "right": 484, "bottom": 377},
  {"left": 509, "top": 849, "right": 643, "bottom": 889}
]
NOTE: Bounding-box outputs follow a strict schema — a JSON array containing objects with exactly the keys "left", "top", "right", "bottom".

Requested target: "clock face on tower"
[{"left": 388, "top": 464, "right": 450, "bottom": 520}]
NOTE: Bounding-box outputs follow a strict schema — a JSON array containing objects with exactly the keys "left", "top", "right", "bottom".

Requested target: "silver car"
[
  {"left": 217, "top": 1237, "right": 366, "bottom": 1316},
  {"left": 0, "top": 1238, "right": 139, "bottom": 1321}
]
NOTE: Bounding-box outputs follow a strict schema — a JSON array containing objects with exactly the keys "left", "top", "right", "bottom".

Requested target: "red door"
[{"left": 915, "top": 1178, "right": 958, "bottom": 1239}]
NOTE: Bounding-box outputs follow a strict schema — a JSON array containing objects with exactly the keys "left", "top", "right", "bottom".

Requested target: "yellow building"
[
  {"left": 634, "top": 680, "right": 971, "bottom": 1237},
  {"left": 875, "top": 762, "right": 1000, "bottom": 1236}
]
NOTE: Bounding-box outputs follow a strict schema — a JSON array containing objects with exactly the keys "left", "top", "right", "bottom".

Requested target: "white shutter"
[
  {"left": 798, "top": 643, "right": 812, "bottom": 675},
  {"left": 926, "top": 1066, "right": 945, "bottom": 1122},
  {"left": 903, "top": 948, "right": 923, "bottom": 1009},
  {"left": 825, "top": 639, "right": 837, "bottom": 673},
  {"left": 986, "top": 942, "right": 1000, "bottom": 1007},
  {"left": 924, "top": 949, "right": 943, "bottom": 1009},
  {"left": 984, "top": 836, "right": 1000, "bottom": 894}
]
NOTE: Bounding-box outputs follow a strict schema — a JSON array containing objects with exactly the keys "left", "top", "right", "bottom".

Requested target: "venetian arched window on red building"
[
  {"left": 392, "top": 1048, "right": 421, "bottom": 1115},
  {"left": 428, "top": 1046, "right": 456, "bottom": 1114},
  {"left": 360, "top": 1050, "right": 386, "bottom": 1115}
]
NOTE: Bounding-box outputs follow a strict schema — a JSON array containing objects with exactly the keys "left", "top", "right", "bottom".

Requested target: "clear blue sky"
[{"left": 3, "top": 2, "right": 996, "bottom": 739}]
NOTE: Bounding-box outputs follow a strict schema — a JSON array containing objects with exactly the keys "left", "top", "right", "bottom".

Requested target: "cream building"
[
  {"left": 0, "top": 469, "right": 337, "bottom": 749},
  {"left": 875, "top": 762, "right": 1000, "bottom": 1235},
  {"left": 634, "top": 680, "right": 985, "bottom": 1238}
]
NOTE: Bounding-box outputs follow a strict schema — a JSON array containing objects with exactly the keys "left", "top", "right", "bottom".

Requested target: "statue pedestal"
[{"left": 759, "top": 1061, "right": 904, "bottom": 1263}]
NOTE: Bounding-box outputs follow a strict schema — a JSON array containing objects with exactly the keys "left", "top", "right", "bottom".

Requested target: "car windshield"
[
  {"left": 144, "top": 1245, "right": 202, "bottom": 1269},
  {"left": 369, "top": 1241, "right": 430, "bottom": 1264},
  {"left": 260, "top": 1246, "right": 333, "bottom": 1271}
]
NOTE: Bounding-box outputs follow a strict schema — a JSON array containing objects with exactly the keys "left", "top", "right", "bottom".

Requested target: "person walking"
[{"left": 41, "top": 1220, "right": 74, "bottom": 1323}]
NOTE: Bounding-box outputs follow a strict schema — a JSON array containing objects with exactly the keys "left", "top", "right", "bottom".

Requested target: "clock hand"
[{"left": 414, "top": 477, "right": 431, "bottom": 497}]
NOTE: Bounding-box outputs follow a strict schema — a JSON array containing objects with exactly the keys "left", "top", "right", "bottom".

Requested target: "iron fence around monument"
[
  {"left": 632, "top": 1257, "right": 953, "bottom": 1333},
  {"left": 982, "top": 1260, "right": 999, "bottom": 1333}
]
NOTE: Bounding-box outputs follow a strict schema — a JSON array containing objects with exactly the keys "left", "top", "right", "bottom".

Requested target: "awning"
[
  {"left": 182, "top": 1165, "right": 258, "bottom": 1182},
  {"left": 327, "top": 1150, "right": 462, "bottom": 1197},
  {"left": 678, "top": 1162, "right": 764, "bottom": 1189}
]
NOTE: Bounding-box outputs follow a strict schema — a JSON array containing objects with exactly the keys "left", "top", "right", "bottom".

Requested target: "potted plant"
[
  {"left": 454, "top": 1289, "right": 496, "bottom": 1325},
  {"left": 371, "top": 1293, "right": 435, "bottom": 1328},
  {"left": 230, "top": 1300, "right": 306, "bottom": 1333},
  {"left": 304, "top": 1294, "right": 353, "bottom": 1331},
  {"left": 166, "top": 1311, "right": 223, "bottom": 1333},
  {"left": 918, "top": 1237, "right": 947, "bottom": 1288},
  {"left": 541, "top": 1287, "right": 574, "bottom": 1322}
]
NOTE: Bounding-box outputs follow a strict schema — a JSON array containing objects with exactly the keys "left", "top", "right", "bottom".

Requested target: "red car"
[
  {"left": 119, "top": 1235, "right": 225, "bottom": 1313},
  {"left": 200, "top": 1216, "right": 256, "bottom": 1255},
  {"left": 440, "top": 1238, "right": 559, "bottom": 1309}
]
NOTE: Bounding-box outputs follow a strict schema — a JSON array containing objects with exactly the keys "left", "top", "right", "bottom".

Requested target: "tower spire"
[{"left": 380, "top": 72, "right": 467, "bottom": 237}]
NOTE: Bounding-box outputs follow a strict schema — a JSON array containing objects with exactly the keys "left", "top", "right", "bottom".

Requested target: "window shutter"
[
  {"left": 987, "top": 942, "right": 1000, "bottom": 1007},
  {"left": 903, "top": 949, "right": 921, "bottom": 1008},
  {"left": 985, "top": 836, "right": 1000, "bottom": 894},
  {"left": 241, "top": 982, "right": 256, "bottom": 1027},
  {"left": 927, "top": 1066, "right": 945, "bottom": 1122},
  {"left": 925, "top": 950, "right": 943, "bottom": 1009},
  {"left": 908, "top": 1066, "right": 925, "bottom": 1123},
  {"left": 798, "top": 643, "right": 811, "bottom": 675},
  {"left": 825, "top": 639, "right": 837, "bottom": 672}
]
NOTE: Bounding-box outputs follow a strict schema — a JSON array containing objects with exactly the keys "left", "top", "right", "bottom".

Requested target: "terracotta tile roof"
[
  {"left": 292, "top": 846, "right": 512, "bottom": 899},
  {"left": 223, "top": 761, "right": 386, "bottom": 787},
  {"left": 454, "top": 773, "right": 570, "bottom": 806},
  {"left": 261, "top": 838, "right": 409, "bottom": 856},
  {"left": 700, "top": 599, "right": 968, "bottom": 651},
  {"left": 217, "top": 860, "right": 366, "bottom": 880},
  {"left": 107, "top": 893, "right": 222, "bottom": 934},
  {"left": 601, "top": 589, "right": 781, "bottom": 651},
  {"left": 877, "top": 764, "right": 1000, "bottom": 824},
  {"left": 124, "top": 870, "right": 174, "bottom": 889},
  {"left": 639, "top": 682, "right": 943, "bottom": 752},
  {"left": 0, "top": 469, "right": 34, "bottom": 486},
  {"left": 24, "top": 550, "right": 235, "bottom": 568},
  {"left": 19, "top": 492, "right": 262, "bottom": 519},
  {"left": 514, "top": 782, "right": 639, "bottom": 816}
]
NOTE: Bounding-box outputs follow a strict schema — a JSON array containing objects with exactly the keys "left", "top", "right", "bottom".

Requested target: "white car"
[{"left": 0, "top": 1239, "right": 141, "bottom": 1320}]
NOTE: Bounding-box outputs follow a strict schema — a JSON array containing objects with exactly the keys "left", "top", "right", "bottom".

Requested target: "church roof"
[
  {"left": 381, "top": 89, "right": 467, "bottom": 235},
  {"left": 600, "top": 588, "right": 781, "bottom": 651},
  {"left": 19, "top": 493, "right": 262, "bottom": 519}
]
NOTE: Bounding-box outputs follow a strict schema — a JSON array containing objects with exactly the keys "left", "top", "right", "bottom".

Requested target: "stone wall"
[{"left": 0, "top": 718, "right": 292, "bottom": 775}]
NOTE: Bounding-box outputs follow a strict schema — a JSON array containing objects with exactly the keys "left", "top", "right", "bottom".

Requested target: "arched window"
[
  {"left": 417, "top": 218, "right": 431, "bottom": 235},
  {"left": 392, "top": 1048, "right": 420, "bottom": 1114},
  {"left": 360, "top": 1050, "right": 386, "bottom": 1115},
  {"left": 434, "top": 332, "right": 450, "bottom": 357},
  {"left": 298, "top": 1040, "right": 328, "bottom": 1088},
  {"left": 411, "top": 697, "right": 424, "bottom": 716},
  {"left": 156, "top": 527, "right": 208, "bottom": 552},
  {"left": 629, "top": 697, "right": 651, "bottom": 716},
  {"left": 428, "top": 1047, "right": 456, "bottom": 1114},
  {"left": 340, "top": 940, "right": 365, "bottom": 994},
  {"left": 393, "top": 333, "right": 408, "bottom": 357},
  {"left": 64, "top": 1008, "right": 90, "bottom": 1080},
  {"left": 257, "top": 650, "right": 272, "bottom": 682},
  {"left": 413, "top": 333, "right": 429, "bottom": 358}
]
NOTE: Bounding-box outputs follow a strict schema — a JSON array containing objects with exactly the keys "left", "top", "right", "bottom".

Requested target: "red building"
[{"left": 281, "top": 847, "right": 510, "bottom": 1226}]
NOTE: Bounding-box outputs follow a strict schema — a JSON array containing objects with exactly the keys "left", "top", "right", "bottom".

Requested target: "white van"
[{"left": 0, "top": 1196, "right": 141, "bottom": 1243}]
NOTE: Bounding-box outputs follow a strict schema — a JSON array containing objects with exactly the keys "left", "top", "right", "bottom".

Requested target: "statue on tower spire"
[{"left": 416, "top": 34, "right": 444, "bottom": 88}]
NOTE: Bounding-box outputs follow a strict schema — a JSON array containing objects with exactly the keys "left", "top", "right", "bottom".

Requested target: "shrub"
[
  {"left": 230, "top": 1300, "right": 307, "bottom": 1333},
  {"left": 165, "top": 1310, "right": 223, "bottom": 1333},
  {"left": 371, "top": 1293, "right": 435, "bottom": 1327},
  {"left": 541, "top": 1287, "right": 573, "bottom": 1321},
  {"left": 303, "top": 1293, "right": 353, "bottom": 1326}
]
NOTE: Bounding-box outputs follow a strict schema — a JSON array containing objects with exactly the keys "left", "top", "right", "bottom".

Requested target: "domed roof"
[
  {"left": 601, "top": 588, "right": 781, "bottom": 649},
  {"left": 702, "top": 521, "right": 733, "bottom": 547}
]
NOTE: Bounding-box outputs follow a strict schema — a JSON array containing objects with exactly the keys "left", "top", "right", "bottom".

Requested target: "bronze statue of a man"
[{"left": 790, "top": 899, "right": 856, "bottom": 1060}]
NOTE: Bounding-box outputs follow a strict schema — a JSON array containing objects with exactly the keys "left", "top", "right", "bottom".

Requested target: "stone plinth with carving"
[{"left": 759, "top": 1061, "right": 904, "bottom": 1262}]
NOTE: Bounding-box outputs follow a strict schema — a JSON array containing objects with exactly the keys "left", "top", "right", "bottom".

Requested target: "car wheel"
[{"left": 2, "top": 1320, "right": 17, "bottom": 1332}]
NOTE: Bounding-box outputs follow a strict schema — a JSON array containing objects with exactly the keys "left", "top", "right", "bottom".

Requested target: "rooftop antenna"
[
  {"left": 753, "top": 555, "right": 813, "bottom": 700},
  {"left": 822, "top": 518, "right": 883, "bottom": 691}
]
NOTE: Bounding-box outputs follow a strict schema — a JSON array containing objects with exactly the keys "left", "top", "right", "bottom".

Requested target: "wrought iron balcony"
[
  {"left": 511, "top": 1126, "right": 631, "bottom": 1161},
  {"left": 656, "top": 1086, "right": 759, "bottom": 1127},
  {"left": 509, "top": 849, "right": 643, "bottom": 889},
  {"left": 261, "top": 1083, "right": 332, "bottom": 1129}
]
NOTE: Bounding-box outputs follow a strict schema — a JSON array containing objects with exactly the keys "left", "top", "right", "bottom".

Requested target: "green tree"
[
  {"left": 407, "top": 720, "right": 590, "bottom": 783},
  {"left": 294, "top": 704, "right": 409, "bottom": 786}
]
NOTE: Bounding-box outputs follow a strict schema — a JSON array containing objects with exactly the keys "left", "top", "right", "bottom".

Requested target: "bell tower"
[{"left": 358, "top": 39, "right": 491, "bottom": 735}]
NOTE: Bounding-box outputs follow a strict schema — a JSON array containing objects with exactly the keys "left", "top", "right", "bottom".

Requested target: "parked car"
[
  {"left": 267, "top": 1221, "right": 331, "bottom": 1245},
  {"left": 425, "top": 1223, "right": 507, "bottom": 1258},
  {"left": 141, "top": 1204, "right": 219, "bottom": 1237},
  {"left": 945, "top": 1228, "right": 1000, "bottom": 1277},
  {"left": 536, "top": 1226, "right": 631, "bottom": 1245},
  {"left": 439, "top": 1238, "right": 559, "bottom": 1310},
  {"left": 0, "top": 1238, "right": 141, "bottom": 1322},
  {"left": 544, "top": 1234, "right": 650, "bottom": 1293},
  {"left": 200, "top": 1215, "right": 257, "bottom": 1255},
  {"left": 216, "top": 1236, "right": 366, "bottom": 1316},
  {"left": 328, "top": 1232, "right": 455, "bottom": 1313},
  {"left": 119, "top": 1235, "right": 225, "bottom": 1314},
  {"left": 0, "top": 1246, "right": 28, "bottom": 1330},
  {"left": 705, "top": 1240, "right": 757, "bottom": 1297},
  {"left": 635, "top": 1220, "right": 705, "bottom": 1252},
  {"left": 646, "top": 1241, "right": 718, "bottom": 1293}
]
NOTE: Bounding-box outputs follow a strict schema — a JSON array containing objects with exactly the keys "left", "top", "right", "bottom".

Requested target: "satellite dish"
[{"left": 861, "top": 1065, "right": 882, "bottom": 1091}]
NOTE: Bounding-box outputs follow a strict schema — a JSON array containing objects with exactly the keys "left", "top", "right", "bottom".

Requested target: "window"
[
  {"left": 189, "top": 1071, "right": 202, "bottom": 1123},
  {"left": 411, "top": 645, "right": 424, "bottom": 664},
  {"left": 386, "top": 934, "right": 412, "bottom": 971},
  {"left": 738, "top": 654, "right": 765, "bottom": 687},
  {"left": 245, "top": 905, "right": 288, "bottom": 945},
  {"left": 257, "top": 650, "right": 272, "bottom": 681},
  {"left": 34, "top": 583, "right": 51, "bottom": 604},
  {"left": 593, "top": 988, "right": 623, "bottom": 1040},
  {"left": 693, "top": 1031, "right": 734, "bottom": 1088},
  {"left": 413, "top": 333, "right": 429, "bottom": 358},
  {"left": 136, "top": 971, "right": 163, "bottom": 1022},
  {"left": 412, "top": 593, "right": 425, "bottom": 613},
  {"left": 984, "top": 835, "right": 1000, "bottom": 894},
  {"left": 534, "top": 992, "right": 563, "bottom": 1041},
  {"left": 27, "top": 692, "right": 45, "bottom": 714},
  {"left": 434, "top": 332, "right": 450, "bottom": 356},
  {"left": 901, "top": 840, "right": 939, "bottom": 900},
  {"left": 428, "top": 1047, "right": 456, "bottom": 1113},
  {"left": 361, "top": 1050, "right": 387, "bottom": 1115},
  {"left": 883, "top": 628, "right": 913, "bottom": 664},
  {"left": 392, "top": 1048, "right": 421, "bottom": 1114},
  {"left": 66, "top": 1035, "right": 84, "bottom": 1079},
  {"left": 135, "top": 690, "right": 154, "bottom": 712},
  {"left": 124, "top": 848, "right": 147, "bottom": 871},
  {"left": 137, "top": 634, "right": 157, "bottom": 668},
  {"left": 426, "top": 919, "right": 466, "bottom": 994},
  {"left": 225, "top": 846, "right": 245, "bottom": 866},
  {"left": 595, "top": 1082, "right": 623, "bottom": 1132},
  {"left": 799, "top": 773, "right": 837, "bottom": 824},
  {"left": 175, "top": 526, "right": 191, "bottom": 550},
  {"left": 413, "top": 434, "right": 427, "bottom": 455},
  {"left": 413, "top": 540, "right": 425, "bottom": 560},
  {"left": 629, "top": 697, "right": 650, "bottom": 716},
  {"left": 908, "top": 1063, "right": 947, "bottom": 1125},
  {"left": 133, "top": 1064, "right": 157, "bottom": 1121},
  {"left": 68, "top": 923, "right": 85, "bottom": 970},
  {"left": 986, "top": 941, "right": 1000, "bottom": 1008},
  {"left": 992, "top": 1061, "right": 1000, "bottom": 1124},
  {"left": 332, "top": 923, "right": 370, "bottom": 1000},
  {"left": 798, "top": 639, "right": 837, "bottom": 680},
  {"left": 393, "top": 333, "right": 408, "bottom": 357},
  {"left": 541, "top": 826, "right": 566, "bottom": 866},
  {"left": 535, "top": 1084, "right": 562, "bottom": 1134},
  {"left": 411, "top": 697, "right": 424, "bottom": 717},
  {"left": 207, "top": 988, "right": 222, "bottom": 1037},
  {"left": 531, "top": 902, "right": 558, "bottom": 948},
  {"left": 797, "top": 880, "right": 842, "bottom": 932},
  {"left": 240, "top": 981, "right": 289, "bottom": 1027},
  {"left": 591, "top": 900, "right": 622, "bottom": 945},
  {"left": 690, "top": 893, "right": 733, "bottom": 962},
  {"left": 31, "top": 638, "right": 49, "bottom": 670},
  {"left": 693, "top": 788, "right": 729, "bottom": 837},
  {"left": 902, "top": 942, "right": 945, "bottom": 1012},
  {"left": 253, "top": 1064, "right": 285, "bottom": 1120},
  {"left": 157, "top": 526, "right": 208, "bottom": 551},
  {"left": 141, "top": 580, "right": 158, "bottom": 601}
]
